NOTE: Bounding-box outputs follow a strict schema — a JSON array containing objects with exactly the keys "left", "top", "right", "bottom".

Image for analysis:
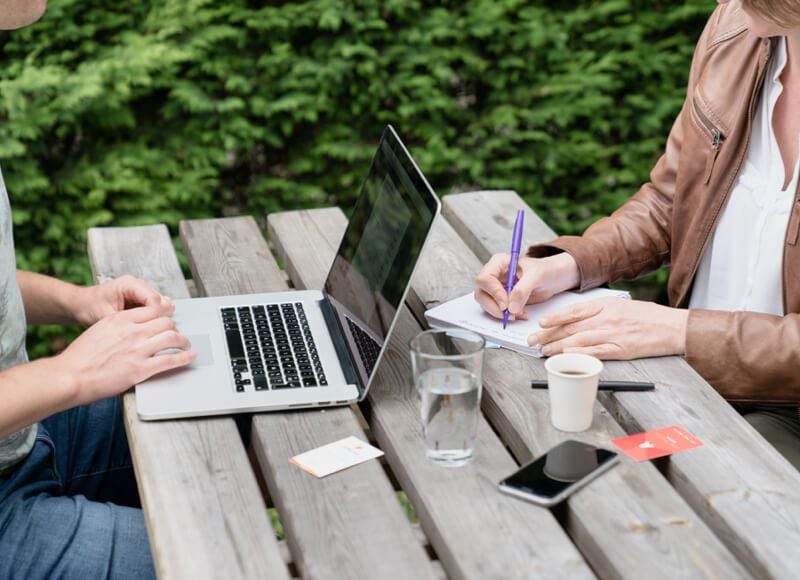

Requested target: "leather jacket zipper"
[
  {"left": 677, "top": 41, "right": 772, "bottom": 308},
  {"left": 692, "top": 97, "right": 726, "bottom": 184}
]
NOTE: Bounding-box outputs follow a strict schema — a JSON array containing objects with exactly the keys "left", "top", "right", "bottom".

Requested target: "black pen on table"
[{"left": 530, "top": 379, "right": 655, "bottom": 392}]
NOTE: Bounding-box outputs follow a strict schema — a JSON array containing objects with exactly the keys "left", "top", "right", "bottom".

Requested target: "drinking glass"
[{"left": 409, "top": 329, "right": 484, "bottom": 467}]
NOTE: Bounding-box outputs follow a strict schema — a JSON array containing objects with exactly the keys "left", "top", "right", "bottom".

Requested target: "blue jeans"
[{"left": 0, "top": 397, "right": 155, "bottom": 579}]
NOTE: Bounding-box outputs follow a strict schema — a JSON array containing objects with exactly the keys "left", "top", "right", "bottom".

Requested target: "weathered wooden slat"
[
  {"left": 269, "top": 209, "right": 596, "bottom": 580},
  {"left": 265, "top": 208, "right": 348, "bottom": 291},
  {"left": 181, "top": 217, "right": 285, "bottom": 297},
  {"left": 266, "top": 208, "right": 347, "bottom": 291},
  {"left": 88, "top": 225, "right": 191, "bottom": 299},
  {"left": 87, "top": 225, "right": 290, "bottom": 580},
  {"left": 444, "top": 190, "right": 800, "bottom": 577},
  {"left": 413, "top": 206, "right": 748, "bottom": 577},
  {"left": 179, "top": 217, "right": 436, "bottom": 580},
  {"left": 442, "top": 190, "right": 558, "bottom": 263}
]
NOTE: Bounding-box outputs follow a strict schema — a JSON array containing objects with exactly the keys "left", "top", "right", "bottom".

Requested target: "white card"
[{"left": 290, "top": 436, "right": 384, "bottom": 478}]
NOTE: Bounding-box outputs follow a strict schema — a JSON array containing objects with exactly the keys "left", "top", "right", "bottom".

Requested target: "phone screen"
[{"left": 500, "top": 440, "right": 617, "bottom": 501}]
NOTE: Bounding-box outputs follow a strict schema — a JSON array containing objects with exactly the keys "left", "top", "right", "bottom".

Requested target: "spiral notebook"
[{"left": 424, "top": 288, "right": 630, "bottom": 356}]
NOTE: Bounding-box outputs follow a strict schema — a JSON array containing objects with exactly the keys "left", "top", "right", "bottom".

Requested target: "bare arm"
[
  {"left": 0, "top": 357, "right": 77, "bottom": 437},
  {"left": 4, "top": 274, "right": 193, "bottom": 436},
  {"left": 0, "top": 302, "right": 196, "bottom": 438},
  {"left": 16, "top": 270, "right": 83, "bottom": 325},
  {"left": 17, "top": 271, "right": 170, "bottom": 326}
]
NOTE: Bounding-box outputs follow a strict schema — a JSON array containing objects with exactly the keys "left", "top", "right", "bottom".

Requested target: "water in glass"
[{"left": 419, "top": 367, "right": 480, "bottom": 467}]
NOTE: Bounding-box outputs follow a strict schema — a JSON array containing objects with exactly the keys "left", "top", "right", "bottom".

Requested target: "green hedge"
[{"left": 0, "top": 0, "right": 713, "bottom": 354}]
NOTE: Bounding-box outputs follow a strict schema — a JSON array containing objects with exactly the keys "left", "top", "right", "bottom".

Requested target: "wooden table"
[{"left": 87, "top": 190, "right": 800, "bottom": 579}]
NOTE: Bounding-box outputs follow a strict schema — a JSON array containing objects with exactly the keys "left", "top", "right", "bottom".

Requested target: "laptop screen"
[{"left": 324, "top": 126, "right": 439, "bottom": 389}]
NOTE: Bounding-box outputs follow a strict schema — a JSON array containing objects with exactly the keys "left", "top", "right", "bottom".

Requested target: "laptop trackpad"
[
  {"left": 186, "top": 334, "right": 214, "bottom": 367},
  {"left": 154, "top": 334, "right": 214, "bottom": 367}
]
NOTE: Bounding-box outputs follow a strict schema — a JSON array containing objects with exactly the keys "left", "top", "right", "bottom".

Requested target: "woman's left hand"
[
  {"left": 528, "top": 297, "right": 689, "bottom": 360},
  {"left": 73, "top": 275, "right": 173, "bottom": 327}
]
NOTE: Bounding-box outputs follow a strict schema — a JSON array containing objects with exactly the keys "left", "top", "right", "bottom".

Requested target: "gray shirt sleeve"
[{"left": 0, "top": 165, "right": 37, "bottom": 474}]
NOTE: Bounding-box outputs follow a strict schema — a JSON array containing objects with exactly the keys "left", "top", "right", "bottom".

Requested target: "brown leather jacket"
[{"left": 529, "top": 4, "right": 800, "bottom": 404}]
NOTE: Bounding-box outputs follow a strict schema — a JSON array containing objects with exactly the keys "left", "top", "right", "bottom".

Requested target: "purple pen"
[{"left": 503, "top": 210, "right": 525, "bottom": 329}]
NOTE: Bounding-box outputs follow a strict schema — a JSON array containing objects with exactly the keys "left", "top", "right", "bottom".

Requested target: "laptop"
[{"left": 136, "top": 125, "right": 441, "bottom": 420}]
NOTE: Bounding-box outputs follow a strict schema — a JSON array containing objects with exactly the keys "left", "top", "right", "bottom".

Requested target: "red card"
[{"left": 611, "top": 425, "right": 703, "bottom": 461}]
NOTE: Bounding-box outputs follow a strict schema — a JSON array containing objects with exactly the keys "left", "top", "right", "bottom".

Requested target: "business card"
[
  {"left": 290, "top": 436, "right": 384, "bottom": 477},
  {"left": 611, "top": 425, "right": 703, "bottom": 461}
]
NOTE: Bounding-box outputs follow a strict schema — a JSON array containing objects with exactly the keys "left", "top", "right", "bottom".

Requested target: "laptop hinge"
[{"left": 318, "top": 297, "right": 364, "bottom": 394}]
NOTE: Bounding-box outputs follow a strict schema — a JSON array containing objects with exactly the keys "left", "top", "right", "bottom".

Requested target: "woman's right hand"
[
  {"left": 52, "top": 302, "right": 196, "bottom": 405},
  {"left": 474, "top": 252, "right": 581, "bottom": 320}
]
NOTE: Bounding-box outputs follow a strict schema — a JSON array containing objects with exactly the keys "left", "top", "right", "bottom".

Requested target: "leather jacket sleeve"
[{"left": 687, "top": 310, "right": 800, "bottom": 403}]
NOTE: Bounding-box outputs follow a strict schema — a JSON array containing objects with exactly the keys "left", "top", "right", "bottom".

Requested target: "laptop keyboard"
[
  {"left": 221, "top": 303, "right": 327, "bottom": 393},
  {"left": 346, "top": 317, "right": 381, "bottom": 377}
]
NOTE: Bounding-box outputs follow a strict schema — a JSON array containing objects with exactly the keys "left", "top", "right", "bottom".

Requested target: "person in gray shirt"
[{"left": 0, "top": 4, "right": 196, "bottom": 577}]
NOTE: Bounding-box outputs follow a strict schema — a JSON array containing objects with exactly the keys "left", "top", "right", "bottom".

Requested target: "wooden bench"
[{"left": 87, "top": 191, "right": 800, "bottom": 579}]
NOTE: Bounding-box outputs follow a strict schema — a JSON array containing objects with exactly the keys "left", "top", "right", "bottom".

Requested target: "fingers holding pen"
[
  {"left": 475, "top": 253, "right": 513, "bottom": 318},
  {"left": 475, "top": 249, "right": 585, "bottom": 325},
  {"left": 476, "top": 254, "right": 557, "bottom": 321}
]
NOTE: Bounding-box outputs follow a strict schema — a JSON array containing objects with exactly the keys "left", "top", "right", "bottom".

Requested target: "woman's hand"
[
  {"left": 53, "top": 302, "right": 196, "bottom": 405},
  {"left": 474, "top": 252, "right": 580, "bottom": 320},
  {"left": 529, "top": 297, "right": 689, "bottom": 359},
  {"left": 72, "top": 275, "right": 172, "bottom": 327}
]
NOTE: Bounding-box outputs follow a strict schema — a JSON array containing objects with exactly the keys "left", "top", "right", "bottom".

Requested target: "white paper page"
[{"left": 425, "top": 289, "right": 630, "bottom": 356}]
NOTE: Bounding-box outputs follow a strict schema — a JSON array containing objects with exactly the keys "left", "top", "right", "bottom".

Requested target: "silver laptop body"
[{"left": 136, "top": 126, "right": 440, "bottom": 420}]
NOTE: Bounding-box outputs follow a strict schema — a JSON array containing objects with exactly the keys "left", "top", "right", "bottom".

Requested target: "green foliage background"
[{"left": 0, "top": 0, "right": 714, "bottom": 355}]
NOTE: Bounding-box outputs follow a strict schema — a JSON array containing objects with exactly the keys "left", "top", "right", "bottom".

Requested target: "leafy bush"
[{"left": 0, "top": 0, "right": 713, "bottom": 353}]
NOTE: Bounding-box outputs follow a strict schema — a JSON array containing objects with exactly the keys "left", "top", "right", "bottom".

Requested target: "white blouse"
[{"left": 689, "top": 37, "right": 800, "bottom": 316}]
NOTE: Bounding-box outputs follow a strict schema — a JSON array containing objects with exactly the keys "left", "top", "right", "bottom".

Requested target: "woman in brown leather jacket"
[{"left": 475, "top": 0, "right": 800, "bottom": 469}]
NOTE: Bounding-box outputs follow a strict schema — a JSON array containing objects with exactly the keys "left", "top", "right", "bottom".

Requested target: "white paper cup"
[{"left": 544, "top": 353, "right": 603, "bottom": 432}]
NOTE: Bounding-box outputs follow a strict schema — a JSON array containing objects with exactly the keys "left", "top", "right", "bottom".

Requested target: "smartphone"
[{"left": 498, "top": 440, "right": 619, "bottom": 507}]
